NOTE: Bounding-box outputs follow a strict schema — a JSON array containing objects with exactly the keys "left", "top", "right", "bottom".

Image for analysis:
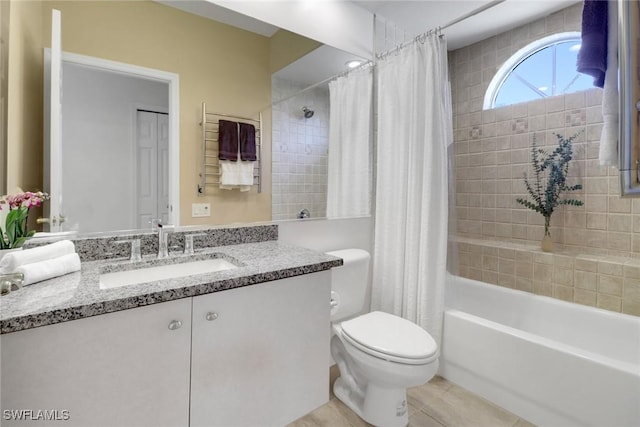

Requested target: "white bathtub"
[{"left": 440, "top": 274, "right": 640, "bottom": 427}]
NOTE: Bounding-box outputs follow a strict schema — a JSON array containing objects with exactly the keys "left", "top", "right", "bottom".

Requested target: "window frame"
[{"left": 483, "top": 32, "right": 583, "bottom": 110}]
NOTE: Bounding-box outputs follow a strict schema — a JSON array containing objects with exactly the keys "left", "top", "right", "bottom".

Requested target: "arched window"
[{"left": 484, "top": 32, "right": 594, "bottom": 109}]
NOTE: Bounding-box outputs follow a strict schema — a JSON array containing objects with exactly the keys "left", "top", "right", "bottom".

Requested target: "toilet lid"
[{"left": 340, "top": 311, "right": 438, "bottom": 364}]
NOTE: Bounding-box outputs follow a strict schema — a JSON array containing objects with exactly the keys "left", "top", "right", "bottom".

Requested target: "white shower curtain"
[
  {"left": 371, "top": 35, "right": 452, "bottom": 346},
  {"left": 327, "top": 66, "right": 372, "bottom": 218}
]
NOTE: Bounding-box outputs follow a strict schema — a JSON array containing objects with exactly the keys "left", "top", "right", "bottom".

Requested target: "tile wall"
[
  {"left": 449, "top": 4, "right": 640, "bottom": 315},
  {"left": 271, "top": 78, "right": 329, "bottom": 220}
]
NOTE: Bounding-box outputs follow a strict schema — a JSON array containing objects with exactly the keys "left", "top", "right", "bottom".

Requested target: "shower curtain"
[
  {"left": 371, "top": 34, "right": 452, "bottom": 346},
  {"left": 327, "top": 66, "right": 373, "bottom": 219}
]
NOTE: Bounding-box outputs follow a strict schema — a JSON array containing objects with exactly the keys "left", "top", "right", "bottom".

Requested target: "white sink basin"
[{"left": 99, "top": 258, "right": 237, "bottom": 289}]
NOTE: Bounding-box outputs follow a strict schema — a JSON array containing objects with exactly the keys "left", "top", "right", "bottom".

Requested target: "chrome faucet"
[{"left": 150, "top": 219, "right": 174, "bottom": 259}]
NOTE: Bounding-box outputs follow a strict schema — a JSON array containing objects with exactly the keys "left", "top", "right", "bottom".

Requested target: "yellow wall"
[
  {"left": 7, "top": 0, "right": 43, "bottom": 195},
  {"left": 269, "top": 29, "right": 321, "bottom": 74},
  {"left": 9, "top": 0, "right": 274, "bottom": 226}
]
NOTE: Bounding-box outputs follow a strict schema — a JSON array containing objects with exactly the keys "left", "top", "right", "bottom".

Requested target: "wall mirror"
[
  {"left": 619, "top": 0, "right": 640, "bottom": 197},
  {"left": 6, "top": 0, "right": 373, "bottom": 236}
]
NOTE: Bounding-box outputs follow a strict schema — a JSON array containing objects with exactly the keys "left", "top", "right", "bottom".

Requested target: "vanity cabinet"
[
  {"left": 1, "top": 271, "right": 331, "bottom": 427},
  {"left": 0, "top": 298, "right": 192, "bottom": 427},
  {"left": 190, "top": 271, "right": 330, "bottom": 426}
]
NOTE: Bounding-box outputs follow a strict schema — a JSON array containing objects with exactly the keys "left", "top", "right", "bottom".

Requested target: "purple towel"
[
  {"left": 218, "top": 119, "right": 238, "bottom": 161},
  {"left": 577, "top": 0, "right": 608, "bottom": 88},
  {"left": 239, "top": 123, "right": 257, "bottom": 161}
]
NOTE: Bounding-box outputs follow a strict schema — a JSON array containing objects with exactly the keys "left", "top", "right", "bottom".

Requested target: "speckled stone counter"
[{"left": 0, "top": 240, "right": 342, "bottom": 334}]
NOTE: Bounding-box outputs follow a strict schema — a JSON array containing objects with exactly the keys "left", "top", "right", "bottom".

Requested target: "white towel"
[
  {"left": 0, "top": 240, "right": 76, "bottom": 273},
  {"left": 220, "top": 160, "right": 254, "bottom": 192},
  {"left": 17, "top": 253, "right": 81, "bottom": 286},
  {"left": 599, "top": 0, "right": 618, "bottom": 167}
]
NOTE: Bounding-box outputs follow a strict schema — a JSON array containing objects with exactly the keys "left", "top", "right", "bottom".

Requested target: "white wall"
[
  {"left": 62, "top": 63, "right": 168, "bottom": 233},
  {"left": 277, "top": 216, "right": 373, "bottom": 253},
  {"left": 212, "top": 0, "right": 373, "bottom": 59}
]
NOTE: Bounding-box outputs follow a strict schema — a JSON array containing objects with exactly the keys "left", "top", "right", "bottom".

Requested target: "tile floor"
[{"left": 288, "top": 366, "right": 536, "bottom": 427}]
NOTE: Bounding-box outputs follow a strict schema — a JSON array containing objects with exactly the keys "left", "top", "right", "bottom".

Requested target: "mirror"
[
  {"left": 618, "top": 0, "right": 640, "bottom": 197},
  {"left": 5, "top": 0, "right": 373, "bottom": 235},
  {"left": 271, "top": 45, "right": 370, "bottom": 221}
]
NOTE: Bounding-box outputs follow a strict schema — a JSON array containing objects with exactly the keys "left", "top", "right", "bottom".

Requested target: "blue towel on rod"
[{"left": 577, "top": 0, "right": 608, "bottom": 88}]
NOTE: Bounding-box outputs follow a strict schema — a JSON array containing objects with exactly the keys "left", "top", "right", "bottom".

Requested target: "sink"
[{"left": 99, "top": 256, "right": 238, "bottom": 289}]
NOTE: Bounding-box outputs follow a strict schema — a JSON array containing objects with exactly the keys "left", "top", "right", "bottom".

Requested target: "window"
[{"left": 484, "top": 32, "right": 593, "bottom": 109}]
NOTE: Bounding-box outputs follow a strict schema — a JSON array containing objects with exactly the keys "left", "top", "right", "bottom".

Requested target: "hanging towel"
[
  {"left": 600, "top": 0, "right": 619, "bottom": 166},
  {"left": 239, "top": 123, "right": 257, "bottom": 161},
  {"left": 218, "top": 119, "right": 239, "bottom": 161},
  {"left": 0, "top": 240, "right": 76, "bottom": 274},
  {"left": 577, "top": 0, "right": 608, "bottom": 88},
  {"left": 219, "top": 160, "right": 254, "bottom": 192},
  {"left": 16, "top": 253, "right": 81, "bottom": 286}
]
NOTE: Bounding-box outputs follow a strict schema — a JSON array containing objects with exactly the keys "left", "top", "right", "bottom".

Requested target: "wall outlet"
[{"left": 191, "top": 203, "right": 211, "bottom": 218}]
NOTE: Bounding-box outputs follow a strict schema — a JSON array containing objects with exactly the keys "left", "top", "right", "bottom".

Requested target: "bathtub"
[{"left": 440, "top": 274, "right": 640, "bottom": 427}]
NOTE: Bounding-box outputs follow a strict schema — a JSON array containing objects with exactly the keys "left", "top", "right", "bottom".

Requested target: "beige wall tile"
[
  {"left": 574, "top": 270, "right": 597, "bottom": 291},
  {"left": 597, "top": 293, "right": 622, "bottom": 312},
  {"left": 598, "top": 261, "right": 623, "bottom": 276},
  {"left": 597, "top": 274, "right": 623, "bottom": 297},
  {"left": 574, "top": 288, "right": 597, "bottom": 307},
  {"left": 553, "top": 267, "right": 574, "bottom": 286},
  {"left": 533, "top": 281, "right": 553, "bottom": 297},
  {"left": 622, "top": 279, "right": 640, "bottom": 316},
  {"left": 553, "top": 285, "right": 573, "bottom": 302},
  {"left": 533, "top": 263, "right": 552, "bottom": 281}
]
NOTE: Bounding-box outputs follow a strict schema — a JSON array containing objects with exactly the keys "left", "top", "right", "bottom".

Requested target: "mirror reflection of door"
[
  {"left": 61, "top": 63, "right": 169, "bottom": 233},
  {"left": 136, "top": 110, "right": 169, "bottom": 229}
]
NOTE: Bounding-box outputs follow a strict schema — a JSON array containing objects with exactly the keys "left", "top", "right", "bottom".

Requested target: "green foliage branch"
[{"left": 516, "top": 132, "right": 584, "bottom": 236}]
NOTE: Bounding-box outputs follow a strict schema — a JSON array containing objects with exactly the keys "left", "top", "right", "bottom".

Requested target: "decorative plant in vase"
[
  {"left": 0, "top": 191, "right": 50, "bottom": 250},
  {"left": 516, "top": 133, "right": 583, "bottom": 252}
]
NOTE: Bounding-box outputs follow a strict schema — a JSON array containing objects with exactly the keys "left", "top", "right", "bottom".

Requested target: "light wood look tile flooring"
[{"left": 288, "top": 366, "right": 536, "bottom": 427}]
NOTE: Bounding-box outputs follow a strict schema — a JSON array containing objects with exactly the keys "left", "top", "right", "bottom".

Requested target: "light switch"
[{"left": 192, "top": 203, "right": 211, "bottom": 217}]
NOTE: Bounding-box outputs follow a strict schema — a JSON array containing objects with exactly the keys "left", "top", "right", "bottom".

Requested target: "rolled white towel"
[
  {"left": 0, "top": 240, "right": 76, "bottom": 274},
  {"left": 17, "top": 253, "right": 81, "bottom": 286}
]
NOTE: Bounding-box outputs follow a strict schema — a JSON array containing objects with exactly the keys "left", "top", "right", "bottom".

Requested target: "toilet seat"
[{"left": 340, "top": 311, "right": 438, "bottom": 365}]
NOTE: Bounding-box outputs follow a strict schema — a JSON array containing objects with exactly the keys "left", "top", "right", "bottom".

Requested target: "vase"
[{"left": 0, "top": 247, "right": 23, "bottom": 262}]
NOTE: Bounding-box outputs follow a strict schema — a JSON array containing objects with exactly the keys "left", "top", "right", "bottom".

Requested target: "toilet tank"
[{"left": 326, "top": 249, "right": 370, "bottom": 322}]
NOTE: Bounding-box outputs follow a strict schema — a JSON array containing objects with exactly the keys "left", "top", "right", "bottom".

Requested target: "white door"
[
  {"left": 43, "top": 9, "right": 62, "bottom": 231},
  {"left": 136, "top": 110, "right": 169, "bottom": 228}
]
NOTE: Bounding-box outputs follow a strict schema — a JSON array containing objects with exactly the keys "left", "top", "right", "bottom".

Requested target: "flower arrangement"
[
  {"left": 516, "top": 132, "right": 583, "bottom": 252},
  {"left": 0, "top": 191, "right": 50, "bottom": 249}
]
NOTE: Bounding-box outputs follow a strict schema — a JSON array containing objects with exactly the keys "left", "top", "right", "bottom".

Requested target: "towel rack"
[{"left": 198, "top": 102, "right": 263, "bottom": 195}]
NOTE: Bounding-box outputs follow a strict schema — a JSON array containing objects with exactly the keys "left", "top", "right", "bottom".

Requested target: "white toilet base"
[{"left": 334, "top": 376, "right": 409, "bottom": 427}]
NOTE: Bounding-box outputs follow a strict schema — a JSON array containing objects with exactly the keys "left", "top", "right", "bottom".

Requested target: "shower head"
[{"left": 302, "top": 106, "right": 314, "bottom": 119}]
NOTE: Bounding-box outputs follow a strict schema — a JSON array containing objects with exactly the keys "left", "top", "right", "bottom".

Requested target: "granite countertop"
[{"left": 0, "top": 241, "right": 342, "bottom": 334}]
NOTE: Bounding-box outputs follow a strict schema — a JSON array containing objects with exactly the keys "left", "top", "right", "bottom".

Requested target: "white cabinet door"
[
  {"left": 190, "top": 272, "right": 331, "bottom": 427},
  {"left": 1, "top": 298, "right": 192, "bottom": 427}
]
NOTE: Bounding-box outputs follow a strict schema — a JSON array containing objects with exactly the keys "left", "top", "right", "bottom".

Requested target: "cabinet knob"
[
  {"left": 168, "top": 320, "right": 182, "bottom": 330},
  {"left": 206, "top": 312, "right": 219, "bottom": 321}
]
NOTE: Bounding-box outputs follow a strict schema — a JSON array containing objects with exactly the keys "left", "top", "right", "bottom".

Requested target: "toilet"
[{"left": 327, "top": 249, "right": 438, "bottom": 427}]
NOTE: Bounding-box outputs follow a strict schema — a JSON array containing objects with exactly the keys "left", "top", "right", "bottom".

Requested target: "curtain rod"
[
  {"left": 441, "top": 0, "right": 507, "bottom": 31},
  {"left": 376, "top": 0, "right": 507, "bottom": 59}
]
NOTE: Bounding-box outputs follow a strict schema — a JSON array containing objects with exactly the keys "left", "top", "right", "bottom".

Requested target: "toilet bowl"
[{"left": 327, "top": 249, "right": 439, "bottom": 427}]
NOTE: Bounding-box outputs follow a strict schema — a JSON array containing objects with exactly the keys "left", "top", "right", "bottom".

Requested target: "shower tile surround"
[
  {"left": 450, "top": 3, "right": 640, "bottom": 316},
  {"left": 3, "top": 224, "right": 342, "bottom": 333},
  {"left": 272, "top": 77, "right": 330, "bottom": 220}
]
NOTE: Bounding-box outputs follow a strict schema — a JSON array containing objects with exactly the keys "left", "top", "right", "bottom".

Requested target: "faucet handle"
[
  {"left": 1, "top": 272, "right": 24, "bottom": 295},
  {"left": 148, "top": 218, "right": 162, "bottom": 231},
  {"left": 113, "top": 239, "right": 142, "bottom": 262},
  {"left": 183, "top": 233, "right": 207, "bottom": 255}
]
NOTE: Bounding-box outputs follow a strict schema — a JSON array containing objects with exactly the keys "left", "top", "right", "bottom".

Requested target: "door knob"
[{"left": 205, "top": 312, "right": 218, "bottom": 321}]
